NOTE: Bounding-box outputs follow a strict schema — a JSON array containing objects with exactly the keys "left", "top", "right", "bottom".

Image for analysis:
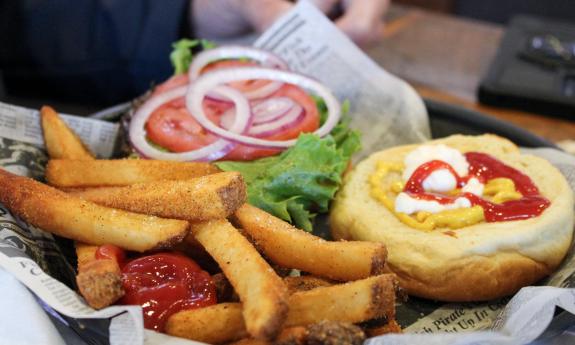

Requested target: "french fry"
[
  {"left": 76, "top": 259, "right": 124, "bottom": 309},
  {"left": 284, "top": 274, "right": 396, "bottom": 327},
  {"left": 306, "top": 321, "right": 365, "bottom": 344},
  {"left": 67, "top": 172, "right": 246, "bottom": 221},
  {"left": 275, "top": 327, "right": 307, "bottom": 345},
  {"left": 283, "top": 275, "right": 334, "bottom": 294},
  {"left": 165, "top": 303, "right": 248, "bottom": 344},
  {"left": 190, "top": 219, "right": 288, "bottom": 340},
  {"left": 168, "top": 274, "right": 396, "bottom": 342},
  {"left": 364, "top": 319, "right": 402, "bottom": 337},
  {"left": 166, "top": 306, "right": 305, "bottom": 345},
  {"left": 228, "top": 339, "right": 270, "bottom": 345},
  {"left": 45, "top": 159, "right": 220, "bottom": 187},
  {"left": 229, "top": 327, "right": 306, "bottom": 345},
  {"left": 40, "top": 106, "right": 94, "bottom": 160},
  {"left": 233, "top": 204, "right": 387, "bottom": 281},
  {"left": 0, "top": 168, "right": 189, "bottom": 252},
  {"left": 75, "top": 242, "right": 99, "bottom": 271},
  {"left": 75, "top": 243, "right": 125, "bottom": 310},
  {"left": 39, "top": 106, "right": 107, "bottom": 296}
]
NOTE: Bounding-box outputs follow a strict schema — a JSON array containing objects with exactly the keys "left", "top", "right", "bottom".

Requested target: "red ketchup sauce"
[
  {"left": 403, "top": 152, "right": 550, "bottom": 222},
  {"left": 94, "top": 248, "right": 216, "bottom": 332}
]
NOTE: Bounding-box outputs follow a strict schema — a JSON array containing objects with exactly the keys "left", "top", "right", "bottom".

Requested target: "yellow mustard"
[
  {"left": 369, "top": 161, "right": 522, "bottom": 231},
  {"left": 484, "top": 178, "right": 522, "bottom": 203}
]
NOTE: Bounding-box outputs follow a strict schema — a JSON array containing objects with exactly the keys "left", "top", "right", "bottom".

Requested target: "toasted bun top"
[{"left": 330, "top": 134, "right": 574, "bottom": 301}]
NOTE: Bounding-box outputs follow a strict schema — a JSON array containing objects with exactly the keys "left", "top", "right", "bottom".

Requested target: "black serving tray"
[
  {"left": 425, "top": 98, "right": 556, "bottom": 148},
  {"left": 71, "top": 98, "right": 560, "bottom": 345}
]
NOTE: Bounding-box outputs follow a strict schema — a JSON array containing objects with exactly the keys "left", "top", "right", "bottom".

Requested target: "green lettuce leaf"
[
  {"left": 170, "top": 39, "right": 216, "bottom": 75},
  {"left": 216, "top": 128, "right": 360, "bottom": 231}
]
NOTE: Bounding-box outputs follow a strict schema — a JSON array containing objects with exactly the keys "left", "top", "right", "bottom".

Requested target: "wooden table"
[{"left": 367, "top": 4, "right": 575, "bottom": 143}]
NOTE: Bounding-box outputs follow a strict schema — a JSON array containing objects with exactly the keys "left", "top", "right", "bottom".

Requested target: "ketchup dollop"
[
  {"left": 403, "top": 152, "right": 550, "bottom": 222},
  {"left": 118, "top": 252, "right": 217, "bottom": 331}
]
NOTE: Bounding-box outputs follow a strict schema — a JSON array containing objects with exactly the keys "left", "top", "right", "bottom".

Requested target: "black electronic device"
[{"left": 479, "top": 15, "right": 575, "bottom": 117}]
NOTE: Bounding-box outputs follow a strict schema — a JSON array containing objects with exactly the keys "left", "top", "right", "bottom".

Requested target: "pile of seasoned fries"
[{"left": 0, "top": 106, "right": 401, "bottom": 344}]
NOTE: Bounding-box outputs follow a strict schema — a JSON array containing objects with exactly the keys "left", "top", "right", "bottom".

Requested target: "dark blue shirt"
[{"left": 0, "top": 0, "right": 190, "bottom": 105}]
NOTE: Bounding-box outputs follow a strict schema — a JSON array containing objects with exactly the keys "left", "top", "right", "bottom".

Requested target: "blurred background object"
[
  {"left": 0, "top": 0, "right": 192, "bottom": 112},
  {"left": 454, "top": 0, "right": 575, "bottom": 24},
  {"left": 2, "top": 0, "right": 573, "bottom": 112},
  {"left": 367, "top": 0, "right": 575, "bottom": 148},
  {"left": 478, "top": 15, "right": 575, "bottom": 118},
  {"left": 392, "top": 1, "right": 575, "bottom": 118},
  {"left": 395, "top": 0, "right": 575, "bottom": 24},
  {"left": 0, "top": 0, "right": 388, "bottom": 112},
  {"left": 1, "top": 0, "right": 575, "bottom": 150}
]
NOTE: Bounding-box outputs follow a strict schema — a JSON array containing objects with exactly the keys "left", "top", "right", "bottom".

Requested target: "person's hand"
[
  {"left": 306, "top": 0, "right": 339, "bottom": 13},
  {"left": 310, "top": 0, "right": 389, "bottom": 47},
  {"left": 338, "top": 0, "right": 389, "bottom": 47},
  {"left": 192, "top": 0, "right": 292, "bottom": 39},
  {"left": 193, "top": 0, "right": 389, "bottom": 48}
]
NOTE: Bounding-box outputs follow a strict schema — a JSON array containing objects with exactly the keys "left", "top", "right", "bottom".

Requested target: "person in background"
[
  {"left": 0, "top": 0, "right": 389, "bottom": 108},
  {"left": 194, "top": 0, "right": 389, "bottom": 48}
]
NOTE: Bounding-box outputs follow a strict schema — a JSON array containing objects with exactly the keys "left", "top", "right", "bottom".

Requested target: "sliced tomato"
[
  {"left": 145, "top": 69, "right": 320, "bottom": 161},
  {"left": 151, "top": 74, "right": 189, "bottom": 96},
  {"left": 223, "top": 84, "right": 320, "bottom": 161},
  {"left": 145, "top": 99, "right": 227, "bottom": 152}
]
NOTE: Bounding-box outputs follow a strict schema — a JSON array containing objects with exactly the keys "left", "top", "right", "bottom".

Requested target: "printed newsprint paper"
[
  {"left": 0, "top": 2, "right": 574, "bottom": 345},
  {"left": 254, "top": 0, "right": 430, "bottom": 160}
]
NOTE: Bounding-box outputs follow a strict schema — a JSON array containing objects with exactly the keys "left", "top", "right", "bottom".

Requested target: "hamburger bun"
[{"left": 330, "top": 134, "right": 574, "bottom": 301}]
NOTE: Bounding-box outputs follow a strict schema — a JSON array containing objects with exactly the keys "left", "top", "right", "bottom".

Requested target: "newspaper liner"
[{"left": 0, "top": 2, "right": 574, "bottom": 344}]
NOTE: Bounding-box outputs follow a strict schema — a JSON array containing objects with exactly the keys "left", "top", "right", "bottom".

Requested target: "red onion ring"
[
  {"left": 249, "top": 104, "right": 304, "bottom": 137},
  {"left": 219, "top": 100, "right": 303, "bottom": 136},
  {"left": 186, "top": 67, "right": 341, "bottom": 149},
  {"left": 188, "top": 46, "right": 288, "bottom": 80},
  {"left": 221, "top": 96, "right": 295, "bottom": 129},
  {"left": 252, "top": 97, "right": 295, "bottom": 124},
  {"left": 129, "top": 85, "right": 251, "bottom": 161},
  {"left": 205, "top": 79, "right": 284, "bottom": 103},
  {"left": 206, "top": 81, "right": 284, "bottom": 104},
  {"left": 219, "top": 108, "right": 236, "bottom": 130},
  {"left": 190, "top": 46, "right": 288, "bottom": 102},
  {"left": 241, "top": 80, "right": 284, "bottom": 100}
]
